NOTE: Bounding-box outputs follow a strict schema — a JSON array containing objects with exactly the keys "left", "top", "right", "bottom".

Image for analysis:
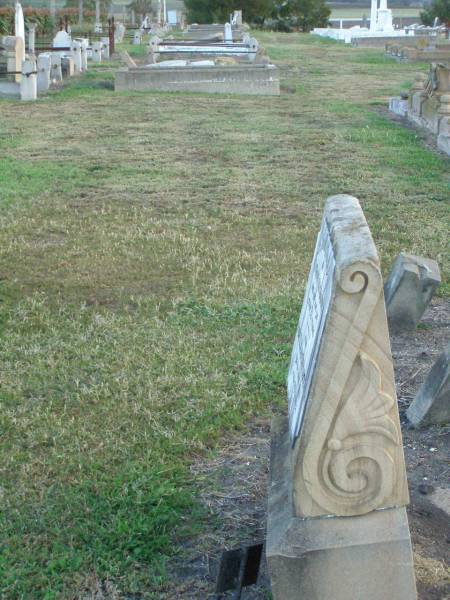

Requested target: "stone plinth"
[
  {"left": 115, "top": 64, "right": 280, "bottom": 96},
  {"left": 267, "top": 417, "right": 417, "bottom": 600}
]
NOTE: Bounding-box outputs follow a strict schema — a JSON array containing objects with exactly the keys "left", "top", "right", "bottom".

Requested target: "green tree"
[
  {"left": 184, "top": 0, "right": 272, "bottom": 24},
  {"left": 268, "top": 0, "right": 330, "bottom": 31},
  {"left": 130, "top": 0, "right": 154, "bottom": 21},
  {"left": 421, "top": 0, "right": 450, "bottom": 26},
  {"left": 281, "top": 0, "right": 330, "bottom": 30}
]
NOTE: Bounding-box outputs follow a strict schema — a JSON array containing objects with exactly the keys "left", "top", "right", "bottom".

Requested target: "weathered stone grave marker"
[
  {"left": 384, "top": 253, "right": 441, "bottom": 332},
  {"left": 266, "top": 194, "right": 417, "bottom": 599},
  {"left": 37, "top": 53, "right": 51, "bottom": 92},
  {"left": 407, "top": 342, "right": 450, "bottom": 428},
  {"left": 20, "top": 57, "right": 37, "bottom": 101}
]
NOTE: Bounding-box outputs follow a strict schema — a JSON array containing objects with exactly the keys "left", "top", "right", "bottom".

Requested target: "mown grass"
[{"left": 0, "top": 33, "right": 449, "bottom": 598}]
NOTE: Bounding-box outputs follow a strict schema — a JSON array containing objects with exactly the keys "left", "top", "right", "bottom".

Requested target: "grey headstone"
[
  {"left": 37, "top": 53, "right": 51, "bottom": 93},
  {"left": 406, "top": 343, "right": 450, "bottom": 427},
  {"left": 384, "top": 253, "right": 441, "bottom": 331}
]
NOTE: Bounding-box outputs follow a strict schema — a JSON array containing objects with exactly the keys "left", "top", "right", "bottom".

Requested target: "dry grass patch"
[{"left": 0, "top": 33, "right": 448, "bottom": 598}]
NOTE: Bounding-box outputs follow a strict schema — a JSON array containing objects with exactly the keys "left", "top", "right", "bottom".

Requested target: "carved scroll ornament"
[{"left": 297, "top": 259, "right": 404, "bottom": 516}]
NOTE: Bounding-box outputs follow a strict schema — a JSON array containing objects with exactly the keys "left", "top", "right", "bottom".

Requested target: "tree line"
[{"left": 184, "top": 0, "right": 331, "bottom": 30}]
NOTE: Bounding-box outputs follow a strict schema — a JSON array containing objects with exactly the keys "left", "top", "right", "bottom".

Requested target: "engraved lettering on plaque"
[{"left": 287, "top": 220, "right": 335, "bottom": 442}]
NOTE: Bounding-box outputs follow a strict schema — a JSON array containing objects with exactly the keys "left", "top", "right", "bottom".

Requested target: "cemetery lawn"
[{"left": 0, "top": 33, "right": 449, "bottom": 599}]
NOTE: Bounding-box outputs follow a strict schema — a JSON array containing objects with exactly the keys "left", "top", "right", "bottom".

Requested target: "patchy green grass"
[{"left": 0, "top": 32, "right": 449, "bottom": 598}]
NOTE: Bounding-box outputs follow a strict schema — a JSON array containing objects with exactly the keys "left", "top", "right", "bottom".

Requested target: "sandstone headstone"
[
  {"left": 384, "top": 253, "right": 441, "bottom": 331},
  {"left": 266, "top": 194, "right": 416, "bottom": 600},
  {"left": 407, "top": 343, "right": 450, "bottom": 427},
  {"left": 3, "top": 35, "right": 23, "bottom": 82}
]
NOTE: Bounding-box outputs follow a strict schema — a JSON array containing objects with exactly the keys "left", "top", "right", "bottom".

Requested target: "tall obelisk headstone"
[
  {"left": 266, "top": 195, "right": 417, "bottom": 600},
  {"left": 14, "top": 2, "right": 25, "bottom": 64}
]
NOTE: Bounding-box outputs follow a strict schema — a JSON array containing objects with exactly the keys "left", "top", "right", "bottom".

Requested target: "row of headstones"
[
  {"left": 18, "top": 34, "right": 110, "bottom": 101},
  {"left": 120, "top": 21, "right": 170, "bottom": 46},
  {"left": 388, "top": 64, "right": 450, "bottom": 157}
]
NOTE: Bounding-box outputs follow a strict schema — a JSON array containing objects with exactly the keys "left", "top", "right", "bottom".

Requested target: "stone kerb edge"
[{"left": 291, "top": 194, "right": 409, "bottom": 519}]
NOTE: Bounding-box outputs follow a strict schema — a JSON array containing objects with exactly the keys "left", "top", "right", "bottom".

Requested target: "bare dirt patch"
[{"left": 166, "top": 298, "right": 450, "bottom": 600}]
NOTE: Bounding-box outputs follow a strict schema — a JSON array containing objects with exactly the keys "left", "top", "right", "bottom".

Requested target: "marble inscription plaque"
[{"left": 287, "top": 220, "right": 335, "bottom": 441}]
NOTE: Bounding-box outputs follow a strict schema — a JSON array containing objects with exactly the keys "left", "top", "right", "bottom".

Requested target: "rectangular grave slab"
[
  {"left": 267, "top": 194, "right": 416, "bottom": 600},
  {"left": 114, "top": 64, "right": 280, "bottom": 96}
]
